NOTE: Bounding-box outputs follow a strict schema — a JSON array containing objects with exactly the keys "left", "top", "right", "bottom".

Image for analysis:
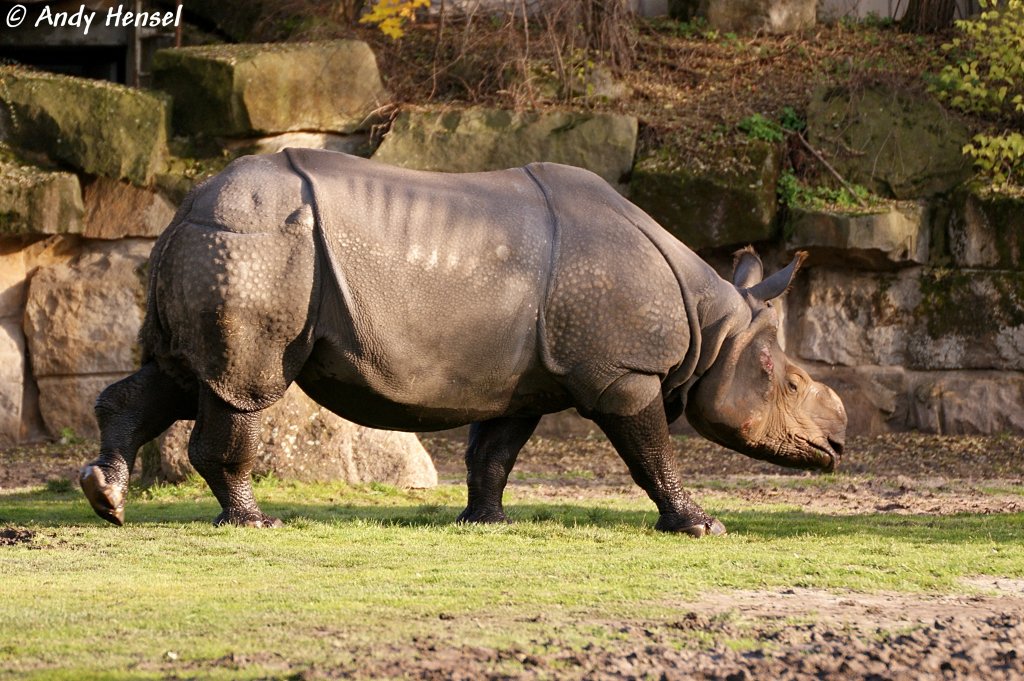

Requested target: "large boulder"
[
  {"left": 152, "top": 41, "right": 387, "bottom": 137},
  {"left": 806, "top": 84, "right": 972, "bottom": 199},
  {"left": 222, "top": 131, "right": 374, "bottom": 158},
  {"left": 946, "top": 185, "right": 1023, "bottom": 269},
  {"left": 0, "top": 67, "right": 169, "bottom": 185},
  {"left": 806, "top": 363, "right": 909, "bottom": 435},
  {"left": 808, "top": 363, "right": 1024, "bottom": 435},
  {"left": 0, "top": 236, "right": 83, "bottom": 443},
  {"left": 0, "top": 161, "right": 83, "bottom": 236},
  {"left": 23, "top": 239, "right": 153, "bottom": 438},
  {"left": 0, "top": 241, "right": 27, "bottom": 319},
  {"left": 0, "top": 319, "right": 24, "bottom": 446},
  {"left": 670, "top": 0, "right": 816, "bottom": 33},
  {"left": 630, "top": 140, "right": 782, "bottom": 248},
  {"left": 789, "top": 267, "right": 1024, "bottom": 371},
  {"left": 786, "top": 201, "right": 929, "bottom": 269},
  {"left": 0, "top": 235, "right": 82, "bottom": 320},
  {"left": 372, "top": 108, "right": 638, "bottom": 192},
  {"left": 907, "top": 371, "right": 1024, "bottom": 435},
  {"left": 82, "top": 176, "right": 176, "bottom": 239},
  {"left": 152, "top": 385, "right": 438, "bottom": 488}
]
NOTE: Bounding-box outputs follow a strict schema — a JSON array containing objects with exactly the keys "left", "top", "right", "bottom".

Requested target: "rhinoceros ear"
[
  {"left": 732, "top": 246, "right": 763, "bottom": 289},
  {"left": 746, "top": 251, "right": 808, "bottom": 302}
]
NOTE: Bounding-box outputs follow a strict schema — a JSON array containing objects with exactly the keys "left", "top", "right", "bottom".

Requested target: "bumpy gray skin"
[{"left": 81, "top": 150, "right": 846, "bottom": 537}]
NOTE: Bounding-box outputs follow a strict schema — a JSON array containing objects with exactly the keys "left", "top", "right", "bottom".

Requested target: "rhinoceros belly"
[{"left": 287, "top": 149, "right": 567, "bottom": 430}]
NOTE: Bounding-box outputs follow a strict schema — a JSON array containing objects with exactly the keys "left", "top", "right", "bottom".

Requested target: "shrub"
[
  {"left": 934, "top": 0, "right": 1024, "bottom": 186},
  {"left": 738, "top": 113, "right": 783, "bottom": 142}
]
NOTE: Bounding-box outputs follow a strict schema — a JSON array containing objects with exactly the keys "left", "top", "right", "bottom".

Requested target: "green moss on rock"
[
  {"left": 797, "top": 268, "right": 1024, "bottom": 371},
  {"left": 947, "top": 184, "right": 1023, "bottom": 269},
  {"left": 630, "top": 139, "right": 782, "bottom": 249},
  {"left": 918, "top": 268, "right": 1024, "bottom": 338},
  {"left": 806, "top": 83, "right": 971, "bottom": 199},
  {"left": 0, "top": 161, "right": 83, "bottom": 236},
  {"left": 0, "top": 67, "right": 169, "bottom": 186}
]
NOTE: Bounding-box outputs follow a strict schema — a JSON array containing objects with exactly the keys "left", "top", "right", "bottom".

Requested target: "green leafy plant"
[
  {"left": 964, "top": 132, "right": 1024, "bottom": 186},
  {"left": 933, "top": 0, "right": 1024, "bottom": 186},
  {"left": 779, "top": 106, "right": 806, "bottom": 133},
  {"left": 58, "top": 427, "right": 83, "bottom": 446},
  {"left": 738, "top": 113, "right": 784, "bottom": 142},
  {"left": 778, "top": 171, "right": 879, "bottom": 212}
]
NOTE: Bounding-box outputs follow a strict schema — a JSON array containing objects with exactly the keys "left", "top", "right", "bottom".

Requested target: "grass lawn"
[{"left": 2, "top": 476, "right": 1023, "bottom": 679}]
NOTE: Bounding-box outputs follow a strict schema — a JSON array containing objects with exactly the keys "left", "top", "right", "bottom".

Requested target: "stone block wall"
[{"left": 0, "top": 39, "right": 1021, "bottom": 450}]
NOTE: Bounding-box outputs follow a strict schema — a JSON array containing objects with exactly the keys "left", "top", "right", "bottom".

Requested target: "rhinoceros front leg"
[
  {"left": 594, "top": 396, "right": 726, "bottom": 538},
  {"left": 81, "top": 362, "right": 196, "bottom": 526},
  {"left": 457, "top": 416, "right": 540, "bottom": 524},
  {"left": 188, "top": 387, "right": 281, "bottom": 528}
]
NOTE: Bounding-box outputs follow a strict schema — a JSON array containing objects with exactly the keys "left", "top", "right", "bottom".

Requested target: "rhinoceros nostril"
[{"left": 828, "top": 437, "right": 845, "bottom": 457}]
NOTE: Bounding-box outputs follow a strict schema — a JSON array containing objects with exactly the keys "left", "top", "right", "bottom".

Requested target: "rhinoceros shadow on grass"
[{"left": 80, "top": 150, "right": 847, "bottom": 538}]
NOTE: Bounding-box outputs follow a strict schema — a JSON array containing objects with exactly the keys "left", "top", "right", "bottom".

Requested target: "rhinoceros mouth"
[{"left": 809, "top": 438, "right": 843, "bottom": 473}]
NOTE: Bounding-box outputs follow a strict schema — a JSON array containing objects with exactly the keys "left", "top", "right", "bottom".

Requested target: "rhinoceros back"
[{"left": 285, "top": 149, "right": 558, "bottom": 425}]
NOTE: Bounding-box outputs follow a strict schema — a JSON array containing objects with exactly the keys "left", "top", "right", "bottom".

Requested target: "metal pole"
[{"left": 175, "top": 0, "right": 183, "bottom": 47}]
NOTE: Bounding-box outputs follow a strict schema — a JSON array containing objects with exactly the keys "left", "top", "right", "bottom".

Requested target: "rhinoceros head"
[{"left": 684, "top": 248, "right": 847, "bottom": 472}]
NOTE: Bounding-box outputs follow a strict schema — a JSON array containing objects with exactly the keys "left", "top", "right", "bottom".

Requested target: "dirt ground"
[
  {"left": 404, "top": 433, "right": 1024, "bottom": 680},
  {"left": 3, "top": 432, "right": 1023, "bottom": 679},
  {"left": 425, "top": 432, "right": 1024, "bottom": 517},
  {"left": 327, "top": 582, "right": 1024, "bottom": 681}
]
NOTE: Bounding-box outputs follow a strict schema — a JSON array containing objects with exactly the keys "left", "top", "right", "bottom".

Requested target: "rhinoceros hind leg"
[
  {"left": 593, "top": 394, "right": 725, "bottom": 538},
  {"left": 189, "top": 387, "right": 280, "bottom": 528},
  {"left": 456, "top": 416, "right": 540, "bottom": 524},
  {"left": 81, "top": 361, "right": 196, "bottom": 526}
]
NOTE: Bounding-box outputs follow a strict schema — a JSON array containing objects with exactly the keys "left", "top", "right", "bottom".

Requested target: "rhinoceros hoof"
[
  {"left": 656, "top": 515, "right": 727, "bottom": 538},
  {"left": 79, "top": 465, "right": 125, "bottom": 527},
  {"left": 213, "top": 509, "right": 284, "bottom": 528},
  {"left": 456, "top": 507, "right": 510, "bottom": 524}
]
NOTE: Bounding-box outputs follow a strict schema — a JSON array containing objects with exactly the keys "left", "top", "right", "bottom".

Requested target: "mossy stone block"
[
  {"left": 630, "top": 140, "right": 782, "bottom": 249},
  {"left": 152, "top": 41, "right": 387, "bottom": 136},
  {"left": 786, "top": 202, "right": 928, "bottom": 269},
  {"left": 0, "top": 67, "right": 169, "bottom": 186},
  {"left": 372, "top": 108, "right": 638, "bottom": 191},
  {"left": 795, "top": 268, "right": 1024, "bottom": 371},
  {"left": 947, "top": 185, "right": 1023, "bottom": 269},
  {"left": 0, "top": 161, "right": 83, "bottom": 236},
  {"left": 807, "top": 83, "right": 971, "bottom": 199}
]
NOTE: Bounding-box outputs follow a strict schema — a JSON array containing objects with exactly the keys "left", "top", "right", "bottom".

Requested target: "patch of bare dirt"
[
  {"left": 0, "top": 441, "right": 92, "bottom": 491},
  {"left": 309, "top": 587, "right": 1024, "bottom": 680},
  {"left": 423, "top": 433, "right": 1024, "bottom": 483},
  {"left": 0, "top": 527, "right": 35, "bottom": 546},
  {"left": 702, "top": 476, "right": 1024, "bottom": 516},
  {"left": 423, "top": 432, "right": 1024, "bottom": 516}
]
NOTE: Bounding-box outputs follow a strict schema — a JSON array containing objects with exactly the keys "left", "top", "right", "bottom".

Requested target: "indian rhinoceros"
[{"left": 80, "top": 149, "right": 846, "bottom": 537}]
